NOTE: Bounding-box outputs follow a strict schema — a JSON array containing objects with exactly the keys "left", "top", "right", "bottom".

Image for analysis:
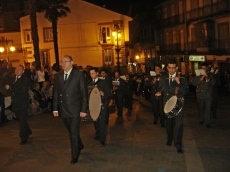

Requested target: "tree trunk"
[
  {"left": 29, "top": 0, "right": 41, "bottom": 69},
  {"left": 52, "top": 20, "right": 60, "bottom": 70}
]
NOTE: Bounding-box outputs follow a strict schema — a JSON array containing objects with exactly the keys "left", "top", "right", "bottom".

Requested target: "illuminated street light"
[
  {"left": 0, "top": 47, "right": 5, "bottom": 53},
  {"left": 0, "top": 37, "right": 15, "bottom": 61},
  {"left": 9, "top": 46, "right": 16, "bottom": 52},
  {"left": 112, "top": 23, "right": 121, "bottom": 73}
]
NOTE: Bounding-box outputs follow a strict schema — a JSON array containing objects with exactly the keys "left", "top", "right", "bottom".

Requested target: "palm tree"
[
  {"left": 40, "top": 0, "right": 71, "bottom": 70},
  {"left": 29, "top": 0, "right": 41, "bottom": 69}
]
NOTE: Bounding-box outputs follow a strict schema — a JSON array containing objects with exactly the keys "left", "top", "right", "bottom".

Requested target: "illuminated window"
[
  {"left": 43, "top": 28, "right": 53, "bottom": 42},
  {"left": 99, "top": 25, "right": 112, "bottom": 44},
  {"left": 24, "top": 30, "right": 32, "bottom": 42},
  {"left": 103, "top": 49, "right": 112, "bottom": 65}
]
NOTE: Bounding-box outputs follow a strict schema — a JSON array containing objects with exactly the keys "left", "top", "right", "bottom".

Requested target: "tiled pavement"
[{"left": 0, "top": 93, "right": 230, "bottom": 172}]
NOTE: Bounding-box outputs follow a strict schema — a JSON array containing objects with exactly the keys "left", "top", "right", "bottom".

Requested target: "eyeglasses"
[{"left": 61, "top": 60, "right": 71, "bottom": 63}]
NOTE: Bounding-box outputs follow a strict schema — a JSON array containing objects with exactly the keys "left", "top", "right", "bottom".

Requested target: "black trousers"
[
  {"left": 0, "top": 93, "right": 6, "bottom": 123},
  {"left": 151, "top": 97, "right": 164, "bottom": 124},
  {"left": 124, "top": 92, "right": 132, "bottom": 108},
  {"left": 197, "top": 97, "right": 212, "bottom": 125},
  {"left": 166, "top": 111, "right": 183, "bottom": 150},
  {"left": 115, "top": 93, "right": 124, "bottom": 116},
  {"left": 15, "top": 110, "right": 32, "bottom": 142},
  {"left": 62, "top": 117, "right": 83, "bottom": 159},
  {"left": 94, "top": 110, "right": 107, "bottom": 142}
]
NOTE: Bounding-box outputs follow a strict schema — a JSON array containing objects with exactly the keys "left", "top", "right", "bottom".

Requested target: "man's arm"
[
  {"left": 53, "top": 75, "right": 58, "bottom": 113},
  {"left": 79, "top": 72, "right": 88, "bottom": 113}
]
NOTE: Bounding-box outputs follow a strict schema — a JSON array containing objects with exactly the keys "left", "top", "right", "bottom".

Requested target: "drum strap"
[{"left": 93, "top": 79, "right": 101, "bottom": 85}]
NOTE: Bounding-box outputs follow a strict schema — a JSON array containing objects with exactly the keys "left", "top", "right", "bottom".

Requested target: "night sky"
[{"left": 84, "top": 0, "right": 165, "bottom": 17}]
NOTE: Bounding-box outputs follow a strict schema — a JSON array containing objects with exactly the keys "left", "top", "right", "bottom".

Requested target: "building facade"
[
  {"left": 130, "top": 0, "right": 230, "bottom": 75},
  {"left": 20, "top": 0, "right": 132, "bottom": 72}
]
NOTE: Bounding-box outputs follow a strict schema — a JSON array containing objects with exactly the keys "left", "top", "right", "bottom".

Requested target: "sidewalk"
[{"left": 0, "top": 93, "right": 229, "bottom": 172}]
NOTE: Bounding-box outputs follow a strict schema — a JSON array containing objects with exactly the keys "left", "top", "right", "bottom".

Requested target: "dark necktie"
[
  {"left": 64, "top": 74, "right": 68, "bottom": 81},
  {"left": 169, "top": 76, "right": 173, "bottom": 85},
  {"left": 93, "top": 79, "right": 96, "bottom": 85},
  {"left": 15, "top": 77, "right": 18, "bottom": 83}
]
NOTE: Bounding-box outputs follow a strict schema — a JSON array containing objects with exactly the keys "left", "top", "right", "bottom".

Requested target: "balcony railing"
[
  {"left": 157, "top": 39, "right": 230, "bottom": 54},
  {"left": 186, "top": 0, "right": 230, "bottom": 22},
  {"left": 162, "top": 13, "right": 185, "bottom": 27}
]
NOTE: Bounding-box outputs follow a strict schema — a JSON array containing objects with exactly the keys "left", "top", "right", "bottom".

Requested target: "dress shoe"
[
  {"left": 199, "top": 121, "right": 204, "bottom": 125},
  {"left": 166, "top": 142, "right": 172, "bottom": 146},
  {"left": 213, "top": 116, "right": 217, "bottom": 119},
  {"left": 177, "top": 149, "right": 184, "bottom": 154},
  {"left": 94, "top": 136, "right": 99, "bottom": 140},
  {"left": 79, "top": 145, "right": 84, "bottom": 150},
  {"left": 161, "top": 124, "right": 166, "bottom": 128},
  {"left": 70, "top": 158, "right": 78, "bottom": 164},
  {"left": 100, "top": 141, "right": 105, "bottom": 147},
  {"left": 20, "top": 141, "right": 28, "bottom": 145},
  {"left": 153, "top": 121, "right": 157, "bottom": 125},
  {"left": 206, "top": 124, "right": 211, "bottom": 128}
]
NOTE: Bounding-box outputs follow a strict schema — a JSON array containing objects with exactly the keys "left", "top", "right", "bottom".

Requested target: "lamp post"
[
  {"left": 112, "top": 23, "right": 121, "bottom": 73},
  {"left": 0, "top": 37, "right": 15, "bottom": 61}
]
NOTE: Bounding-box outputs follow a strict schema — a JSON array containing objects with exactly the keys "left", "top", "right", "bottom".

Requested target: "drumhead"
[
  {"left": 89, "top": 87, "right": 101, "bottom": 121},
  {"left": 164, "top": 96, "right": 177, "bottom": 113}
]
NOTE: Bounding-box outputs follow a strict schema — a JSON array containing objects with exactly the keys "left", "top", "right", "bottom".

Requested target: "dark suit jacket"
[
  {"left": 192, "top": 73, "right": 216, "bottom": 99},
  {"left": 10, "top": 74, "right": 30, "bottom": 112},
  {"left": 157, "top": 73, "right": 189, "bottom": 104},
  {"left": 88, "top": 79, "right": 111, "bottom": 104},
  {"left": 53, "top": 68, "right": 88, "bottom": 118},
  {"left": 115, "top": 78, "right": 126, "bottom": 95}
]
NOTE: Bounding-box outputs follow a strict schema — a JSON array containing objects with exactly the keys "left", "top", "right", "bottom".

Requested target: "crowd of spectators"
[{"left": 0, "top": 61, "right": 57, "bottom": 125}]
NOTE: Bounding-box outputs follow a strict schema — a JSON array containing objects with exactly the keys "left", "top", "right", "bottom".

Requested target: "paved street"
[{"left": 0, "top": 93, "right": 230, "bottom": 172}]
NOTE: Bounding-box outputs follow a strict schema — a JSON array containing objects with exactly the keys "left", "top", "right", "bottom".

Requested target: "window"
[
  {"left": 43, "top": 28, "right": 53, "bottom": 42},
  {"left": 103, "top": 49, "right": 113, "bottom": 65},
  {"left": 99, "top": 25, "right": 112, "bottom": 44},
  {"left": 218, "top": 22, "right": 229, "bottom": 50},
  {"left": 24, "top": 30, "right": 32, "bottom": 42}
]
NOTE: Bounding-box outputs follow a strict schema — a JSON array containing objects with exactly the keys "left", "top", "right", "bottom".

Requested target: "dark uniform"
[
  {"left": 88, "top": 78, "right": 110, "bottom": 145},
  {"left": 124, "top": 77, "right": 133, "bottom": 109},
  {"left": 10, "top": 73, "right": 32, "bottom": 143},
  {"left": 150, "top": 75, "right": 165, "bottom": 126},
  {"left": 114, "top": 77, "right": 126, "bottom": 116},
  {"left": 157, "top": 73, "right": 188, "bottom": 152},
  {"left": 192, "top": 73, "right": 216, "bottom": 127},
  {"left": 211, "top": 71, "right": 221, "bottom": 118},
  {"left": 53, "top": 68, "right": 88, "bottom": 161}
]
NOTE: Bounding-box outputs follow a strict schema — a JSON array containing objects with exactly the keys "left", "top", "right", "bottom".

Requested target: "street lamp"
[
  {"left": 112, "top": 23, "right": 121, "bottom": 73},
  {"left": 0, "top": 37, "right": 15, "bottom": 61}
]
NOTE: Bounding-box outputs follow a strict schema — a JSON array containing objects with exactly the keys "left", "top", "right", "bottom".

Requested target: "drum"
[
  {"left": 89, "top": 87, "right": 101, "bottom": 121},
  {"left": 164, "top": 96, "right": 183, "bottom": 118}
]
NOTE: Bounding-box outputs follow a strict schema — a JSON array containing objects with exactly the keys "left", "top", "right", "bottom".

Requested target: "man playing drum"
[
  {"left": 155, "top": 59, "right": 189, "bottom": 154},
  {"left": 89, "top": 67, "right": 111, "bottom": 146}
]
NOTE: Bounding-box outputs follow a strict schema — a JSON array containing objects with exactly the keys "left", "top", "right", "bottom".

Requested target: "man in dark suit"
[
  {"left": 89, "top": 67, "right": 111, "bottom": 146},
  {"left": 156, "top": 59, "right": 189, "bottom": 154},
  {"left": 192, "top": 62, "right": 216, "bottom": 128},
  {"left": 53, "top": 55, "right": 88, "bottom": 164},
  {"left": 150, "top": 65, "right": 165, "bottom": 127},
  {"left": 113, "top": 71, "right": 126, "bottom": 117},
  {"left": 5, "top": 64, "right": 32, "bottom": 144},
  {"left": 124, "top": 74, "right": 133, "bottom": 109},
  {"left": 99, "top": 69, "right": 112, "bottom": 124}
]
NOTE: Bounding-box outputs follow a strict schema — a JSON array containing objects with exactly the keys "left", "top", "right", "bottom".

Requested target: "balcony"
[
  {"left": 157, "top": 39, "right": 230, "bottom": 55},
  {"left": 162, "top": 13, "right": 185, "bottom": 27},
  {"left": 186, "top": 0, "right": 230, "bottom": 22}
]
